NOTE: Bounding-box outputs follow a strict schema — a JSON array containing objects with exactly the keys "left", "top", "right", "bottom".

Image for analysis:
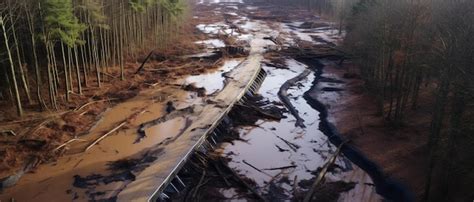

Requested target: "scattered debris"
[
  {"left": 303, "top": 141, "right": 348, "bottom": 202},
  {"left": 278, "top": 69, "right": 312, "bottom": 128},
  {"left": 276, "top": 135, "right": 300, "bottom": 152},
  {"left": 85, "top": 121, "right": 127, "bottom": 152}
]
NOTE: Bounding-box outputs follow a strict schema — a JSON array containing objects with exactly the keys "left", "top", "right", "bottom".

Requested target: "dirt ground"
[{"left": 320, "top": 62, "right": 430, "bottom": 201}]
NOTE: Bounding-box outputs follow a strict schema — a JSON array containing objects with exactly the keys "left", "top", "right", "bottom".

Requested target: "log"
[
  {"left": 278, "top": 69, "right": 312, "bottom": 128},
  {"left": 135, "top": 50, "right": 155, "bottom": 74},
  {"left": 303, "top": 141, "right": 348, "bottom": 202}
]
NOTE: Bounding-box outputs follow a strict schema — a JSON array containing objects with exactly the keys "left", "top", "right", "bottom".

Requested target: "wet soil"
[{"left": 314, "top": 61, "right": 429, "bottom": 200}]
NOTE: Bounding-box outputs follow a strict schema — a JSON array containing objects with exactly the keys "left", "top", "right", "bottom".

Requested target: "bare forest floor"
[
  {"left": 0, "top": 14, "right": 234, "bottom": 180},
  {"left": 319, "top": 62, "right": 432, "bottom": 200}
]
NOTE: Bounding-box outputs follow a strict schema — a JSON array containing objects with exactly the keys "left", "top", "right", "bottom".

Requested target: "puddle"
[
  {"left": 184, "top": 59, "right": 243, "bottom": 94},
  {"left": 240, "top": 21, "right": 262, "bottom": 32},
  {"left": 226, "top": 5, "right": 239, "bottom": 10},
  {"left": 195, "top": 39, "right": 226, "bottom": 48},
  {"left": 196, "top": 23, "right": 229, "bottom": 35},
  {"left": 280, "top": 22, "right": 343, "bottom": 45},
  {"left": 198, "top": 0, "right": 244, "bottom": 4}
]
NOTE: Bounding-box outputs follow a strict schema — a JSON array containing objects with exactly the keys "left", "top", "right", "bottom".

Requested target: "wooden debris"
[
  {"left": 84, "top": 121, "right": 127, "bottom": 152},
  {"left": 192, "top": 170, "right": 207, "bottom": 198},
  {"left": 235, "top": 103, "right": 281, "bottom": 120},
  {"left": 278, "top": 69, "right": 312, "bottom": 128},
  {"left": 135, "top": 50, "right": 155, "bottom": 74},
  {"left": 293, "top": 175, "right": 298, "bottom": 199},
  {"left": 53, "top": 138, "right": 86, "bottom": 152},
  {"left": 220, "top": 158, "right": 268, "bottom": 202},
  {"left": 303, "top": 141, "right": 348, "bottom": 202},
  {"left": 242, "top": 160, "right": 272, "bottom": 177},
  {"left": 74, "top": 98, "right": 118, "bottom": 112},
  {"left": 213, "top": 163, "right": 231, "bottom": 187},
  {"left": 0, "top": 130, "right": 16, "bottom": 136},
  {"left": 263, "top": 165, "right": 297, "bottom": 171},
  {"left": 138, "top": 106, "right": 194, "bottom": 135},
  {"left": 276, "top": 135, "right": 300, "bottom": 152}
]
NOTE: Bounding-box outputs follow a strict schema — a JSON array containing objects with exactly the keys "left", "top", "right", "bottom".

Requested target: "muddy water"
[
  {"left": 0, "top": 85, "right": 199, "bottom": 201},
  {"left": 184, "top": 59, "right": 244, "bottom": 95},
  {"left": 191, "top": 1, "right": 381, "bottom": 201}
]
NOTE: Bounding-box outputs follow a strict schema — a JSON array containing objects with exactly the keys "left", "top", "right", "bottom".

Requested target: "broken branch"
[
  {"left": 263, "top": 165, "right": 297, "bottom": 171},
  {"left": 220, "top": 158, "right": 268, "bottom": 202},
  {"left": 0, "top": 130, "right": 16, "bottom": 136},
  {"left": 75, "top": 98, "right": 118, "bottom": 112},
  {"left": 54, "top": 138, "right": 86, "bottom": 152},
  {"left": 84, "top": 121, "right": 127, "bottom": 152},
  {"left": 135, "top": 50, "right": 155, "bottom": 74},
  {"left": 303, "top": 141, "right": 348, "bottom": 202},
  {"left": 276, "top": 135, "right": 300, "bottom": 152},
  {"left": 242, "top": 160, "right": 272, "bottom": 177},
  {"left": 213, "top": 163, "right": 231, "bottom": 187}
]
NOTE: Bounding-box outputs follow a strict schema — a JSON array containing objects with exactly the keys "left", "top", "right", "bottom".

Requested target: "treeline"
[
  {"left": 0, "top": 0, "right": 186, "bottom": 116},
  {"left": 265, "top": 0, "right": 357, "bottom": 33},
  {"left": 344, "top": 0, "right": 474, "bottom": 201},
  {"left": 265, "top": 0, "right": 473, "bottom": 200}
]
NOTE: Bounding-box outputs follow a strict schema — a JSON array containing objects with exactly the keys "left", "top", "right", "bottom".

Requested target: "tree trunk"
[{"left": 1, "top": 16, "right": 23, "bottom": 117}]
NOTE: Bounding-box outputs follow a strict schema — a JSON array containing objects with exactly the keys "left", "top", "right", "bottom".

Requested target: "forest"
[
  {"left": 267, "top": 0, "right": 474, "bottom": 200},
  {"left": 344, "top": 0, "right": 474, "bottom": 201},
  {"left": 304, "top": 0, "right": 473, "bottom": 201},
  {"left": 0, "top": 0, "right": 473, "bottom": 201},
  {"left": 0, "top": 0, "right": 185, "bottom": 116}
]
